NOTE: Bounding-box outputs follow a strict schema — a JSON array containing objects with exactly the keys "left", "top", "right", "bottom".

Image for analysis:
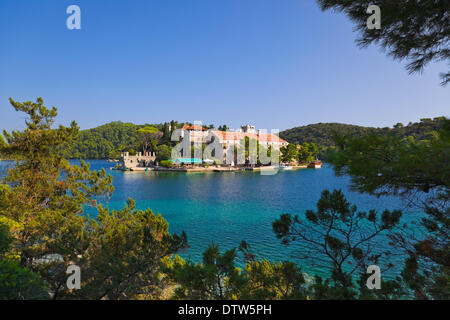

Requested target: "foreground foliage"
[
  {"left": 0, "top": 98, "right": 187, "bottom": 299},
  {"left": 273, "top": 189, "right": 404, "bottom": 299},
  {"left": 317, "top": 0, "right": 450, "bottom": 85},
  {"left": 0, "top": 223, "right": 49, "bottom": 299},
  {"left": 328, "top": 119, "right": 450, "bottom": 299},
  {"left": 164, "top": 243, "right": 308, "bottom": 300}
]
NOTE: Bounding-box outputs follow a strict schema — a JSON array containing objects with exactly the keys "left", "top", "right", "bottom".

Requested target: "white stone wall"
[{"left": 120, "top": 152, "right": 156, "bottom": 169}]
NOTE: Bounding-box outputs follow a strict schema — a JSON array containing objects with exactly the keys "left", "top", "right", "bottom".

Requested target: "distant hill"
[
  {"left": 66, "top": 121, "right": 146, "bottom": 159},
  {"left": 65, "top": 120, "right": 188, "bottom": 159},
  {"left": 280, "top": 123, "right": 379, "bottom": 147},
  {"left": 279, "top": 117, "right": 446, "bottom": 148}
]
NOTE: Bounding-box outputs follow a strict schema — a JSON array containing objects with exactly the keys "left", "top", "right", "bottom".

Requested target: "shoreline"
[{"left": 113, "top": 164, "right": 310, "bottom": 173}]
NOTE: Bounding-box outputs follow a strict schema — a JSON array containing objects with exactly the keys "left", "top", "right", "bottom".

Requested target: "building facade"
[
  {"left": 179, "top": 124, "right": 288, "bottom": 165},
  {"left": 180, "top": 124, "right": 287, "bottom": 147}
]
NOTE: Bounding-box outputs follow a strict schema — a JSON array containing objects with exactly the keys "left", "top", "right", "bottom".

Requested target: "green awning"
[{"left": 171, "top": 158, "right": 203, "bottom": 164}]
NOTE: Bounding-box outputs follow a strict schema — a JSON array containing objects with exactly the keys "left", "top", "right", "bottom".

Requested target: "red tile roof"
[
  {"left": 211, "top": 130, "right": 287, "bottom": 144},
  {"left": 182, "top": 124, "right": 207, "bottom": 131}
]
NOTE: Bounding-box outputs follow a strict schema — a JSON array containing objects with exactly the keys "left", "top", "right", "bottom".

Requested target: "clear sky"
[{"left": 0, "top": 0, "right": 448, "bottom": 132}]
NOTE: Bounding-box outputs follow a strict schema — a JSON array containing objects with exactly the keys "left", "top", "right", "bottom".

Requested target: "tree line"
[
  {"left": 62, "top": 118, "right": 445, "bottom": 162},
  {"left": 279, "top": 119, "right": 446, "bottom": 158},
  {"left": 64, "top": 121, "right": 178, "bottom": 160}
]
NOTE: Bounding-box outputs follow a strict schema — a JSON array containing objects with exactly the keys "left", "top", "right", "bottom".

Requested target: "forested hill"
[
  {"left": 279, "top": 117, "right": 446, "bottom": 147},
  {"left": 66, "top": 121, "right": 158, "bottom": 159}
]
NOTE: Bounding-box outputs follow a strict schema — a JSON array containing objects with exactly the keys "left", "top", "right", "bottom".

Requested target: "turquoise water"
[{"left": 1, "top": 160, "right": 419, "bottom": 278}]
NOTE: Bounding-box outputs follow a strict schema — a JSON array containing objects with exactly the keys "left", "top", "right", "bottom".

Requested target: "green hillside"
[
  {"left": 66, "top": 121, "right": 143, "bottom": 159},
  {"left": 279, "top": 117, "right": 446, "bottom": 148},
  {"left": 65, "top": 121, "right": 181, "bottom": 159}
]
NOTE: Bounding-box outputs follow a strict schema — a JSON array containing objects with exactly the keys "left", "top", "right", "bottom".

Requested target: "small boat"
[
  {"left": 308, "top": 160, "right": 322, "bottom": 169},
  {"left": 280, "top": 164, "right": 293, "bottom": 170}
]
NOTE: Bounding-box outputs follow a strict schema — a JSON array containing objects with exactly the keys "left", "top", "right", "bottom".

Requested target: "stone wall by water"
[{"left": 120, "top": 152, "right": 156, "bottom": 169}]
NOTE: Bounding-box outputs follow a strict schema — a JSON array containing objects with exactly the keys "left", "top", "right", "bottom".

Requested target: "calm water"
[{"left": 1, "top": 160, "right": 421, "bottom": 278}]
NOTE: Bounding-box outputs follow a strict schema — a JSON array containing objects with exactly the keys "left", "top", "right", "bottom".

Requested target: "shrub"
[{"left": 160, "top": 160, "right": 173, "bottom": 168}]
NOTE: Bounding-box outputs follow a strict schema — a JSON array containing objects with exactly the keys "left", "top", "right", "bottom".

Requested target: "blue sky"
[{"left": 0, "top": 0, "right": 448, "bottom": 132}]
